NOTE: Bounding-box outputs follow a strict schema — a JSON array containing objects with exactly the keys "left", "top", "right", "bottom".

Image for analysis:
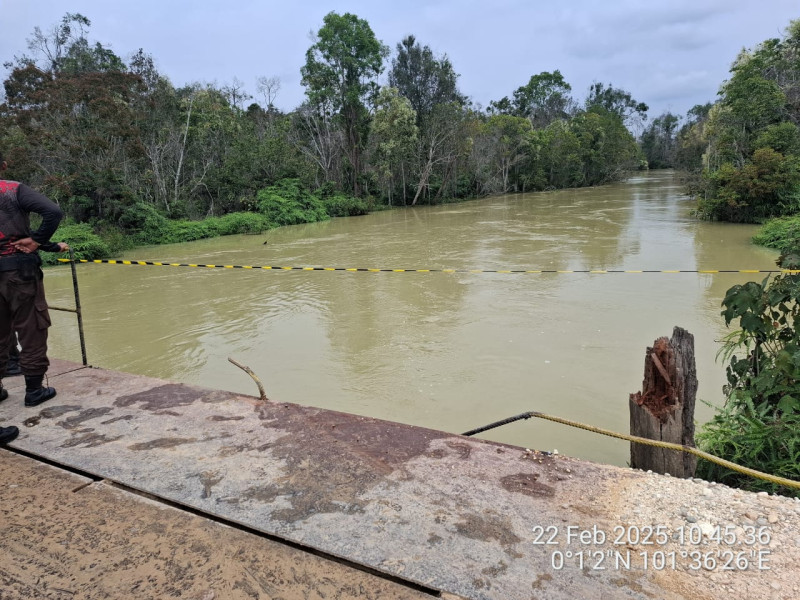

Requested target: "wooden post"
[{"left": 629, "top": 326, "right": 697, "bottom": 477}]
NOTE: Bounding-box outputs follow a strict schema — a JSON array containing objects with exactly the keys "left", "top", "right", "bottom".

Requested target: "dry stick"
[{"left": 228, "top": 357, "right": 269, "bottom": 402}]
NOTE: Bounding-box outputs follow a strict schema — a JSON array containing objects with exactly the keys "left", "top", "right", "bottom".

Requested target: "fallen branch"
[{"left": 228, "top": 357, "right": 269, "bottom": 402}]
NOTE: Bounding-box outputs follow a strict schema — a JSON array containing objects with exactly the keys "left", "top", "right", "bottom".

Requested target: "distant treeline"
[
  {"left": 3, "top": 12, "right": 798, "bottom": 256},
  {"left": 1, "top": 11, "right": 655, "bottom": 253}
]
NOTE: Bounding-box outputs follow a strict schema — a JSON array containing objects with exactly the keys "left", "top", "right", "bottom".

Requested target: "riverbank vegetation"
[
  {"left": 643, "top": 17, "right": 800, "bottom": 496},
  {"left": 637, "top": 19, "right": 800, "bottom": 233},
  {"left": 2, "top": 12, "right": 646, "bottom": 262},
  {"left": 696, "top": 269, "right": 800, "bottom": 497}
]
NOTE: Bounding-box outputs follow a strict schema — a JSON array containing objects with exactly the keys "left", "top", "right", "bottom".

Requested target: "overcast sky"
[{"left": 2, "top": 1, "right": 798, "bottom": 119}]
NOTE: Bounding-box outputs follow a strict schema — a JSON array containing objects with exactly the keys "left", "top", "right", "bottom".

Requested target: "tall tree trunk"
[
  {"left": 401, "top": 163, "right": 407, "bottom": 205},
  {"left": 174, "top": 95, "right": 194, "bottom": 215}
]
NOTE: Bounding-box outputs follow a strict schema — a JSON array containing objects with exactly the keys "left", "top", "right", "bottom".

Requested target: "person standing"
[{"left": 0, "top": 150, "right": 69, "bottom": 407}]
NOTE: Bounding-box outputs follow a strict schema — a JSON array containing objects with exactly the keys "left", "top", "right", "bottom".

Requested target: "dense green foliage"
[
  {"left": 255, "top": 179, "right": 329, "bottom": 226},
  {"left": 488, "top": 70, "right": 573, "bottom": 128},
  {"left": 123, "top": 207, "right": 274, "bottom": 246},
  {"left": 683, "top": 21, "right": 800, "bottom": 222},
  {"left": 697, "top": 401, "right": 800, "bottom": 497},
  {"left": 701, "top": 148, "right": 800, "bottom": 222},
  {"left": 39, "top": 223, "right": 111, "bottom": 266},
  {"left": 634, "top": 18, "right": 800, "bottom": 229},
  {"left": 752, "top": 215, "right": 800, "bottom": 252},
  {"left": 0, "top": 12, "right": 652, "bottom": 263},
  {"left": 639, "top": 113, "right": 679, "bottom": 169},
  {"left": 697, "top": 274, "right": 800, "bottom": 496}
]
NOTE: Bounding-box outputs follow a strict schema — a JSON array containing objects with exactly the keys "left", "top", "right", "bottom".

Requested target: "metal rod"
[
  {"left": 462, "top": 411, "right": 535, "bottom": 436},
  {"left": 67, "top": 248, "right": 88, "bottom": 366}
]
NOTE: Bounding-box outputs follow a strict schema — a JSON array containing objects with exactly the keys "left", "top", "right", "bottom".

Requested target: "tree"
[
  {"left": 1, "top": 13, "right": 143, "bottom": 219},
  {"left": 3, "top": 63, "right": 144, "bottom": 219},
  {"left": 490, "top": 70, "right": 574, "bottom": 128},
  {"left": 291, "top": 101, "right": 344, "bottom": 188},
  {"left": 707, "top": 44, "right": 788, "bottom": 168},
  {"left": 388, "top": 35, "right": 464, "bottom": 126},
  {"left": 570, "top": 109, "right": 642, "bottom": 186},
  {"left": 256, "top": 75, "right": 281, "bottom": 112},
  {"left": 699, "top": 148, "right": 800, "bottom": 221},
  {"left": 175, "top": 86, "right": 244, "bottom": 217},
  {"left": 387, "top": 36, "right": 470, "bottom": 203},
  {"left": 411, "top": 102, "right": 473, "bottom": 204},
  {"left": 301, "top": 12, "right": 388, "bottom": 196},
  {"left": 7, "top": 12, "right": 90, "bottom": 72},
  {"left": 128, "top": 48, "right": 161, "bottom": 93},
  {"left": 675, "top": 103, "right": 712, "bottom": 172},
  {"left": 536, "top": 120, "right": 584, "bottom": 189},
  {"left": 696, "top": 19, "right": 800, "bottom": 222},
  {"left": 369, "top": 87, "right": 417, "bottom": 204},
  {"left": 57, "top": 37, "right": 126, "bottom": 75},
  {"left": 585, "top": 82, "right": 648, "bottom": 130},
  {"left": 640, "top": 112, "right": 681, "bottom": 169},
  {"left": 482, "top": 114, "right": 532, "bottom": 192},
  {"left": 221, "top": 77, "right": 251, "bottom": 111}
]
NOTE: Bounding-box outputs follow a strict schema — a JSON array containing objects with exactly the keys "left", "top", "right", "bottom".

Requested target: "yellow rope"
[{"left": 528, "top": 411, "right": 800, "bottom": 490}]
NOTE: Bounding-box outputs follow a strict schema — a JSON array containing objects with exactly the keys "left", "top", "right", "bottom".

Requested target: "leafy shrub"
[
  {"left": 696, "top": 273, "right": 800, "bottom": 496},
  {"left": 119, "top": 202, "right": 171, "bottom": 246},
  {"left": 41, "top": 222, "right": 111, "bottom": 266},
  {"left": 42, "top": 182, "right": 360, "bottom": 263},
  {"left": 698, "top": 149, "right": 800, "bottom": 222},
  {"left": 322, "top": 194, "right": 369, "bottom": 217},
  {"left": 157, "top": 220, "right": 215, "bottom": 244},
  {"left": 213, "top": 212, "right": 272, "bottom": 235},
  {"left": 93, "top": 224, "right": 136, "bottom": 255},
  {"left": 256, "top": 179, "right": 329, "bottom": 225},
  {"left": 752, "top": 216, "right": 800, "bottom": 252},
  {"left": 697, "top": 401, "right": 800, "bottom": 497},
  {"left": 118, "top": 202, "right": 274, "bottom": 246},
  {"left": 118, "top": 202, "right": 167, "bottom": 232},
  {"left": 755, "top": 122, "right": 800, "bottom": 155},
  {"left": 313, "top": 182, "right": 369, "bottom": 216},
  {"left": 719, "top": 275, "right": 800, "bottom": 415}
]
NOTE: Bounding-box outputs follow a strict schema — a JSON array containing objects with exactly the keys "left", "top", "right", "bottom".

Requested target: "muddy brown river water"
[{"left": 44, "top": 171, "right": 778, "bottom": 466}]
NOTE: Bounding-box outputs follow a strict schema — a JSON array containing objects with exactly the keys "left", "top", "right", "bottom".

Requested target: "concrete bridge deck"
[{"left": 1, "top": 360, "right": 798, "bottom": 599}]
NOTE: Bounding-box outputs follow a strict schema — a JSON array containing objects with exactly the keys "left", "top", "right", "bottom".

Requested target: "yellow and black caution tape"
[
  {"left": 464, "top": 411, "right": 800, "bottom": 490},
  {"left": 57, "top": 259, "right": 800, "bottom": 275}
]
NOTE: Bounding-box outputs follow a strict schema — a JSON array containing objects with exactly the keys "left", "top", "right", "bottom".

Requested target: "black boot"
[
  {"left": 0, "top": 382, "right": 7, "bottom": 402},
  {"left": 24, "top": 374, "right": 56, "bottom": 407},
  {"left": 0, "top": 426, "right": 19, "bottom": 444}
]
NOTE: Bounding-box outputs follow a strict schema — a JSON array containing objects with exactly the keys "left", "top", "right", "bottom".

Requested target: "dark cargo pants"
[{"left": 0, "top": 269, "right": 51, "bottom": 377}]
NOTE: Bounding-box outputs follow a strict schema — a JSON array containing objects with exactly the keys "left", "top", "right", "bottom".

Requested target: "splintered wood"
[{"left": 629, "top": 326, "right": 698, "bottom": 478}]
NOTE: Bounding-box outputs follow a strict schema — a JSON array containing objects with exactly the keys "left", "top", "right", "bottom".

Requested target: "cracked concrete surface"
[{"left": 1, "top": 359, "right": 798, "bottom": 599}]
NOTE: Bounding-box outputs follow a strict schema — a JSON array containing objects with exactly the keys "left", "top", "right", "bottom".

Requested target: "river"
[{"left": 43, "top": 170, "right": 778, "bottom": 466}]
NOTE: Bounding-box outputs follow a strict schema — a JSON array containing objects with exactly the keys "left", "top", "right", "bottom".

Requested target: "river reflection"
[{"left": 43, "top": 171, "right": 778, "bottom": 466}]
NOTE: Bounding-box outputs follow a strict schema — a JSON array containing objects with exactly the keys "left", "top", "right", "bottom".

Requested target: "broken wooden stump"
[{"left": 629, "top": 326, "right": 697, "bottom": 478}]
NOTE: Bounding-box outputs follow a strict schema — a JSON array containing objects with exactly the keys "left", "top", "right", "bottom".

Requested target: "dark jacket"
[{"left": 0, "top": 180, "right": 63, "bottom": 264}]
